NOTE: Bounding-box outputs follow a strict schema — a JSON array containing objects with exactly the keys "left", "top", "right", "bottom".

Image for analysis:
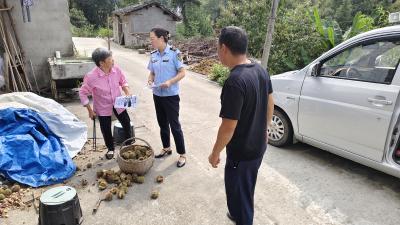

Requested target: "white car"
[{"left": 269, "top": 25, "right": 400, "bottom": 178}]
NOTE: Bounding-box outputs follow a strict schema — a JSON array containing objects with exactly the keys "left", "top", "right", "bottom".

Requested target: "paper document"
[{"left": 114, "top": 95, "right": 137, "bottom": 109}]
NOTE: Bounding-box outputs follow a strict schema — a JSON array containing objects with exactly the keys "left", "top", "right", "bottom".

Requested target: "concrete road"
[{"left": 4, "top": 38, "right": 400, "bottom": 225}]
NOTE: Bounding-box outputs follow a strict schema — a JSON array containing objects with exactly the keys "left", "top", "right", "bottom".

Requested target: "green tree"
[
  {"left": 72, "top": 0, "right": 114, "bottom": 28},
  {"left": 217, "top": 1, "right": 326, "bottom": 74},
  {"left": 319, "top": 0, "right": 391, "bottom": 31},
  {"left": 269, "top": 2, "right": 326, "bottom": 74},
  {"left": 179, "top": 4, "right": 213, "bottom": 37},
  {"left": 204, "top": 0, "right": 224, "bottom": 22},
  {"left": 171, "top": 0, "right": 201, "bottom": 26},
  {"left": 310, "top": 7, "right": 342, "bottom": 49},
  {"left": 343, "top": 12, "right": 375, "bottom": 40},
  {"left": 117, "top": 0, "right": 140, "bottom": 7},
  {"left": 389, "top": 0, "right": 400, "bottom": 12},
  {"left": 334, "top": 0, "right": 353, "bottom": 29},
  {"left": 217, "top": 0, "right": 269, "bottom": 57},
  {"left": 373, "top": 5, "right": 389, "bottom": 27},
  {"left": 69, "top": 8, "right": 89, "bottom": 28}
]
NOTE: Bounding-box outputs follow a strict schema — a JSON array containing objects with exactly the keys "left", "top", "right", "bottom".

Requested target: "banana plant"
[
  {"left": 309, "top": 7, "right": 342, "bottom": 49},
  {"left": 343, "top": 12, "right": 375, "bottom": 40}
]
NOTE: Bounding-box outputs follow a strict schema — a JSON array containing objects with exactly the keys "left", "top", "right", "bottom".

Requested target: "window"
[{"left": 319, "top": 40, "right": 400, "bottom": 84}]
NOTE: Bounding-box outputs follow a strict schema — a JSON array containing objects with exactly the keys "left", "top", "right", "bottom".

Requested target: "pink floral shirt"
[{"left": 79, "top": 65, "right": 129, "bottom": 116}]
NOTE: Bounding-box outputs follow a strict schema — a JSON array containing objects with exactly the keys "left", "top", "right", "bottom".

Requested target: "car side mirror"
[{"left": 310, "top": 62, "right": 321, "bottom": 77}]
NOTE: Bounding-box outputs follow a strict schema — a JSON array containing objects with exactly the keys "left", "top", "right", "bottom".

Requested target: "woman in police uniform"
[{"left": 147, "top": 28, "right": 186, "bottom": 168}]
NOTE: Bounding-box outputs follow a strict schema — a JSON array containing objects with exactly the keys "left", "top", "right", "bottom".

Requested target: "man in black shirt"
[{"left": 208, "top": 26, "right": 274, "bottom": 225}]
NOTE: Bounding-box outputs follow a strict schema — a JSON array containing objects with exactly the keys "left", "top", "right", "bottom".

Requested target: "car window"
[
  {"left": 320, "top": 40, "right": 400, "bottom": 84},
  {"left": 375, "top": 45, "right": 400, "bottom": 68}
]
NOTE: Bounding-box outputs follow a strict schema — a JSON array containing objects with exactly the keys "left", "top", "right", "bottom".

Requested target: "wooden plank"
[
  {"left": 3, "top": 52, "right": 9, "bottom": 91},
  {"left": 0, "top": 6, "right": 11, "bottom": 11},
  {"left": 2, "top": 0, "right": 24, "bottom": 57},
  {"left": 7, "top": 30, "right": 32, "bottom": 91},
  {"left": 0, "top": 13, "right": 26, "bottom": 91}
]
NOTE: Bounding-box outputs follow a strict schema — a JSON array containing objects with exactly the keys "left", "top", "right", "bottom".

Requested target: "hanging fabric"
[{"left": 21, "top": 0, "right": 34, "bottom": 22}]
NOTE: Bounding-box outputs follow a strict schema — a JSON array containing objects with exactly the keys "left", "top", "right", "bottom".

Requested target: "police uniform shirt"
[{"left": 147, "top": 44, "right": 184, "bottom": 97}]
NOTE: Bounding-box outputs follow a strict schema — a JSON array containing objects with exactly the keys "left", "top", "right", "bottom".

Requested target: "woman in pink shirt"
[{"left": 79, "top": 48, "right": 133, "bottom": 159}]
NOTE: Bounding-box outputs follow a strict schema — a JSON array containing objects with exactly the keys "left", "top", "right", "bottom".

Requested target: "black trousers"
[
  {"left": 98, "top": 108, "right": 132, "bottom": 151},
  {"left": 153, "top": 95, "right": 185, "bottom": 154},
  {"left": 225, "top": 156, "right": 264, "bottom": 225}
]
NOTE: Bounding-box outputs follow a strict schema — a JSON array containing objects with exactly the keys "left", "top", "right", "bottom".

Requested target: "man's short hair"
[
  {"left": 219, "top": 26, "right": 248, "bottom": 55},
  {"left": 92, "top": 48, "right": 112, "bottom": 67}
]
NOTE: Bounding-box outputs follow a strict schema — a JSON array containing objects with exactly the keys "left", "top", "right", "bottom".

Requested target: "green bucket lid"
[{"left": 40, "top": 186, "right": 77, "bottom": 205}]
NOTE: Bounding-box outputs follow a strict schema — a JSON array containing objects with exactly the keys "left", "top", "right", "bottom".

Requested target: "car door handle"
[{"left": 367, "top": 97, "right": 393, "bottom": 105}]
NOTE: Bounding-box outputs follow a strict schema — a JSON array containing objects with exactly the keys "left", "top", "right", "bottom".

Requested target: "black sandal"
[
  {"left": 155, "top": 149, "right": 172, "bottom": 158},
  {"left": 105, "top": 150, "right": 114, "bottom": 160}
]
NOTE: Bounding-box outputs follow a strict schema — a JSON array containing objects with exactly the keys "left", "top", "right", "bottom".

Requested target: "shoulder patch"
[
  {"left": 150, "top": 50, "right": 157, "bottom": 54},
  {"left": 177, "top": 52, "right": 183, "bottom": 62},
  {"left": 170, "top": 46, "right": 177, "bottom": 51}
]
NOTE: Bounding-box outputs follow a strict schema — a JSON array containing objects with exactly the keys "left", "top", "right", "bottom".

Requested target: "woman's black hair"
[
  {"left": 150, "top": 27, "right": 170, "bottom": 43},
  {"left": 92, "top": 48, "right": 112, "bottom": 67}
]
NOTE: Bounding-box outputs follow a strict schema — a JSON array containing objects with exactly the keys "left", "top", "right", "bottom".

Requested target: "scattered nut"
[
  {"left": 126, "top": 174, "right": 133, "bottom": 182},
  {"left": 151, "top": 191, "right": 159, "bottom": 199},
  {"left": 98, "top": 179, "right": 108, "bottom": 191},
  {"left": 81, "top": 179, "right": 88, "bottom": 187},
  {"left": 96, "top": 170, "right": 104, "bottom": 178},
  {"left": 3, "top": 189, "right": 12, "bottom": 196},
  {"left": 117, "top": 190, "right": 125, "bottom": 199},
  {"left": 110, "top": 187, "right": 118, "bottom": 195},
  {"left": 134, "top": 176, "right": 145, "bottom": 184},
  {"left": 156, "top": 175, "right": 164, "bottom": 184}
]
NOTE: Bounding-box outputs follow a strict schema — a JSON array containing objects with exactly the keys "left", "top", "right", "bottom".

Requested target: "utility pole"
[
  {"left": 107, "top": 15, "right": 111, "bottom": 51},
  {"left": 261, "top": 0, "right": 280, "bottom": 69}
]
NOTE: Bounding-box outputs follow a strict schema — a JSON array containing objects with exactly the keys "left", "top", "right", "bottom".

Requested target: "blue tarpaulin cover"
[{"left": 0, "top": 108, "right": 76, "bottom": 187}]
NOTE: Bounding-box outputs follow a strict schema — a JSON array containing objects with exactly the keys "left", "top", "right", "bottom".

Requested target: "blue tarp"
[{"left": 0, "top": 108, "right": 76, "bottom": 187}]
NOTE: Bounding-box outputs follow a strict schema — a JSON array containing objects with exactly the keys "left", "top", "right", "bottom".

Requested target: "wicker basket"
[{"left": 117, "top": 137, "right": 154, "bottom": 175}]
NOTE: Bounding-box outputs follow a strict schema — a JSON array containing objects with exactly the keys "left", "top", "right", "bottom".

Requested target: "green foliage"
[
  {"left": 204, "top": 0, "right": 224, "bottom": 22},
  {"left": 71, "top": 25, "right": 111, "bottom": 38},
  {"left": 117, "top": 0, "right": 140, "bottom": 7},
  {"left": 67, "top": 0, "right": 397, "bottom": 76},
  {"left": 372, "top": 5, "right": 389, "bottom": 28},
  {"left": 209, "top": 63, "right": 230, "bottom": 86},
  {"left": 176, "top": 23, "right": 186, "bottom": 40},
  {"left": 334, "top": 0, "right": 353, "bottom": 30},
  {"left": 318, "top": 0, "right": 391, "bottom": 31},
  {"left": 268, "top": 2, "right": 326, "bottom": 74},
  {"left": 171, "top": 0, "right": 201, "bottom": 25},
  {"left": 177, "top": 5, "right": 214, "bottom": 37},
  {"left": 216, "top": 1, "right": 326, "bottom": 74},
  {"left": 343, "top": 12, "right": 375, "bottom": 40},
  {"left": 69, "top": 8, "right": 89, "bottom": 28},
  {"left": 98, "top": 28, "right": 113, "bottom": 38},
  {"left": 309, "top": 7, "right": 342, "bottom": 49},
  {"left": 71, "top": 24, "right": 97, "bottom": 37},
  {"left": 389, "top": 0, "right": 400, "bottom": 12},
  {"left": 71, "top": 0, "right": 114, "bottom": 28},
  {"left": 217, "top": 0, "right": 269, "bottom": 57}
]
